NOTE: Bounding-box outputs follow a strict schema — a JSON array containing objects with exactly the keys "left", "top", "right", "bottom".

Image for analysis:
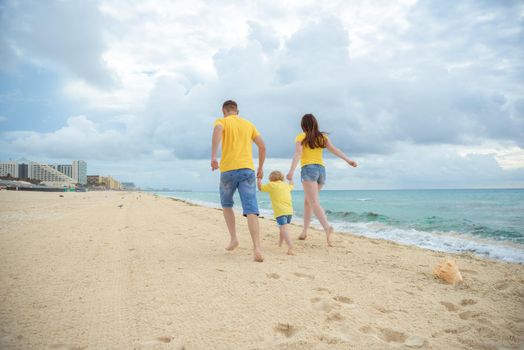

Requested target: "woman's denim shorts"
[{"left": 300, "top": 164, "right": 326, "bottom": 185}]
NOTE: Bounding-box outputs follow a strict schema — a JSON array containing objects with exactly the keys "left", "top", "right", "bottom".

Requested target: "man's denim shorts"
[
  {"left": 276, "top": 215, "right": 292, "bottom": 226},
  {"left": 300, "top": 164, "right": 326, "bottom": 185},
  {"left": 219, "top": 168, "right": 259, "bottom": 216}
]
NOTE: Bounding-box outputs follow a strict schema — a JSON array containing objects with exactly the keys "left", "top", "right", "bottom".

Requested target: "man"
[{"left": 211, "top": 100, "right": 266, "bottom": 262}]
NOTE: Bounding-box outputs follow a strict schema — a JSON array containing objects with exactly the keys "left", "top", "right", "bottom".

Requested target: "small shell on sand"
[{"left": 433, "top": 259, "right": 463, "bottom": 284}]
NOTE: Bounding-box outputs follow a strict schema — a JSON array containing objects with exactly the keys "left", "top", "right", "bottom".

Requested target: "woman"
[{"left": 287, "top": 114, "right": 358, "bottom": 246}]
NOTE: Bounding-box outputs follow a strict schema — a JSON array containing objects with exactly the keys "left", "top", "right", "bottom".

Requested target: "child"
[{"left": 257, "top": 171, "right": 294, "bottom": 255}]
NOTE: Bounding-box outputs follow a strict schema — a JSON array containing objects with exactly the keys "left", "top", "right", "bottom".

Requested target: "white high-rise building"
[
  {"left": 28, "top": 162, "right": 76, "bottom": 183},
  {"left": 72, "top": 160, "right": 87, "bottom": 185},
  {"left": 57, "top": 164, "right": 73, "bottom": 178},
  {"left": 0, "top": 161, "right": 18, "bottom": 177}
]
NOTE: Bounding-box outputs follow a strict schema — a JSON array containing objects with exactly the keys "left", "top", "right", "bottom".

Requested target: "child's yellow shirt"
[{"left": 260, "top": 181, "right": 294, "bottom": 218}]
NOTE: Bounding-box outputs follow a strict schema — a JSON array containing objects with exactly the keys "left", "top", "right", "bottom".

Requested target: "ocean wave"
[
  {"left": 325, "top": 209, "right": 391, "bottom": 223},
  {"left": 332, "top": 221, "right": 524, "bottom": 264}
]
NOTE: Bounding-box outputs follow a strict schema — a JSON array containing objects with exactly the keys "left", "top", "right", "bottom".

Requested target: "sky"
[{"left": 0, "top": 0, "right": 523, "bottom": 190}]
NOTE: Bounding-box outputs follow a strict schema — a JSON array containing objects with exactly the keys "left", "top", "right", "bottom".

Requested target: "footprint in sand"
[
  {"left": 333, "top": 296, "right": 353, "bottom": 304},
  {"left": 49, "top": 345, "right": 87, "bottom": 350},
  {"left": 311, "top": 297, "right": 340, "bottom": 312},
  {"left": 293, "top": 272, "right": 315, "bottom": 280},
  {"left": 156, "top": 336, "right": 172, "bottom": 343},
  {"left": 266, "top": 273, "right": 280, "bottom": 279},
  {"left": 440, "top": 301, "right": 460, "bottom": 312},
  {"left": 326, "top": 311, "right": 345, "bottom": 322},
  {"left": 378, "top": 327, "right": 408, "bottom": 343},
  {"left": 274, "top": 323, "right": 298, "bottom": 338},
  {"left": 460, "top": 299, "right": 477, "bottom": 306},
  {"left": 459, "top": 310, "right": 482, "bottom": 320},
  {"left": 494, "top": 280, "right": 509, "bottom": 290},
  {"left": 359, "top": 326, "right": 427, "bottom": 348}
]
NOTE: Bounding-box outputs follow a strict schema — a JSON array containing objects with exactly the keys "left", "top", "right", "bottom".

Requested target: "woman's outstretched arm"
[
  {"left": 326, "top": 139, "right": 358, "bottom": 167},
  {"left": 286, "top": 141, "right": 302, "bottom": 181}
]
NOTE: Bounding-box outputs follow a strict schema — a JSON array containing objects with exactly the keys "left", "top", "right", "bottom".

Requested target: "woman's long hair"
[{"left": 301, "top": 114, "right": 327, "bottom": 149}]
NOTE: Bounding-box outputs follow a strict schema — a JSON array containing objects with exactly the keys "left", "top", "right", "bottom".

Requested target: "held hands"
[
  {"left": 286, "top": 172, "right": 293, "bottom": 181},
  {"left": 257, "top": 168, "right": 264, "bottom": 179},
  {"left": 211, "top": 158, "right": 219, "bottom": 171}
]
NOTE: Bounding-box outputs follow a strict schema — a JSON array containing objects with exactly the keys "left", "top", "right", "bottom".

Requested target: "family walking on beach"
[{"left": 211, "top": 100, "right": 358, "bottom": 262}]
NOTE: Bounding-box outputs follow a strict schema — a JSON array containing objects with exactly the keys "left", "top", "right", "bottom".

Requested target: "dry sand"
[{"left": 0, "top": 191, "right": 523, "bottom": 349}]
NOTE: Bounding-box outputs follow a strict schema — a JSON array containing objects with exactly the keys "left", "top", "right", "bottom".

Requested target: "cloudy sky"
[{"left": 0, "top": 0, "right": 523, "bottom": 190}]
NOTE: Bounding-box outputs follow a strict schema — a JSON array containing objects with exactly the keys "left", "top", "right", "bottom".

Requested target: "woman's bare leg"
[
  {"left": 299, "top": 198, "right": 313, "bottom": 240},
  {"left": 302, "top": 181, "right": 333, "bottom": 246}
]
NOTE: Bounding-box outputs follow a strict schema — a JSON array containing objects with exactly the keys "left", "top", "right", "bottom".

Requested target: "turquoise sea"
[{"left": 155, "top": 189, "right": 524, "bottom": 263}]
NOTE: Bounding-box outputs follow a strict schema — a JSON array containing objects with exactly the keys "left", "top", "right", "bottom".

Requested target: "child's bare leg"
[
  {"left": 280, "top": 224, "right": 294, "bottom": 255},
  {"left": 223, "top": 208, "right": 239, "bottom": 250},
  {"left": 278, "top": 231, "right": 284, "bottom": 247}
]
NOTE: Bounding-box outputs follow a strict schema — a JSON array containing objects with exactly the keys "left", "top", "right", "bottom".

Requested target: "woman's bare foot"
[
  {"left": 298, "top": 232, "right": 307, "bottom": 240},
  {"left": 326, "top": 226, "right": 334, "bottom": 247},
  {"left": 253, "top": 249, "right": 264, "bottom": 262},
  {"left": 225, "top": 239, "right": 239, "bottom": 251},
  {"left": 287, "top": 248, "right": 295, "bottom": 255}
]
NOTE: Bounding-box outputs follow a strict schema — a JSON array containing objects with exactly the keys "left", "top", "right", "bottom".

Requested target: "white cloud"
[
  {"left": 2, "top": 116, "right": 136, "bottom": 160},
  {"left": 1, "top": 0, "right": 523, "bottom": 189}
]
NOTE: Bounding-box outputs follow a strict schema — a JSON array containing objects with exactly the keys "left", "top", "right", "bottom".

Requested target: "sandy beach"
[{"left": 0, "top": 191, "right": 523, "bottom": 349}]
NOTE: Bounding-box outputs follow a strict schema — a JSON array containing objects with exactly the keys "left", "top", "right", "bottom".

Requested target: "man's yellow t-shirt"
[
  {"left": 295, "top": 132, "right": 329, "bottom": 167},
  {"left": 214, "top": 115, "right": 260, "bottom": 172},
  {"left": 260, "top": 181, "right": 294, "bottom": 218}
]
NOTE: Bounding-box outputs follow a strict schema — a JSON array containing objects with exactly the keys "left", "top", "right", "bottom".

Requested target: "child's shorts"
[{"left": 276, "top": 215, "right": 292, "bottom": 226}]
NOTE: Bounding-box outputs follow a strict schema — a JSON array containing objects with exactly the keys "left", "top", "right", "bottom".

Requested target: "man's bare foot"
[
  {"left": 287, "top": 248, "right": 295, "bottom": 255},
  {"left": 253, "top": 249, "right": 264, "bottom": 262},
  {"left": 298, "top": 232, "right": 307, "bottom": 240},
  {"left": 326, "top": 226, "right": 334, "bottom": 247},
  {"left": 225, "top": 239, "right": 239, "bottom": 251}
]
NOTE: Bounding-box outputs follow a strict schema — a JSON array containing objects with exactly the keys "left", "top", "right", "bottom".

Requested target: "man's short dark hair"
[{"left": 222, "top": 100, "right": 238, "bottom": 112}]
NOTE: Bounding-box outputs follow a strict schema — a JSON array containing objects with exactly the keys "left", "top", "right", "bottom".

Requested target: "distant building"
[
  {"left": 28, "top": 162, "right": 76, "bottom": 184},
  {"left": 87, "top": 175, "right": 101, "bottom": 186},
  {"left": 18, "top": 163, "right": 28, "bottom": 178},
  {"left": 0, "top": 161, "right": 18, "bottom": 177},
  {"left": 1, "top": 159, "right": 87, "bottom": 185},
  {"left": 121, "top": 182, "right": 136, "bottom": 190},
  {"left": 87, "top": 175, "right": 122, "bottom": 190},
  {"left": 72, "top": 160, "right": 87, "bottom": 185},
  {"left": 56, "top": 164, "right": 73, "bottom": 178}
]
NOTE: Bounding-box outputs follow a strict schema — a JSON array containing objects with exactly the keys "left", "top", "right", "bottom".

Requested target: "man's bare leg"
[
  {"left": 247, "top": 214, "right": 264, "bottom": 262},
  {"left": 223, "top": 208, "right": 239, "bottom": 250}
]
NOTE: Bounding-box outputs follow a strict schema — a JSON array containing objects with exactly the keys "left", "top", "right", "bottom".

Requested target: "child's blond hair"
[{"left": 269, "top": 171, "right": 284, "bottom": 182}]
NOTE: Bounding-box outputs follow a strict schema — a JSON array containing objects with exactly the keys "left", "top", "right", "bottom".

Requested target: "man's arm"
[
  {"left": 253, "top": 135, "right": 266, "bottom": 179},
  {"left": 211, "top": 124, "right": 223, "bottom": 171}
]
